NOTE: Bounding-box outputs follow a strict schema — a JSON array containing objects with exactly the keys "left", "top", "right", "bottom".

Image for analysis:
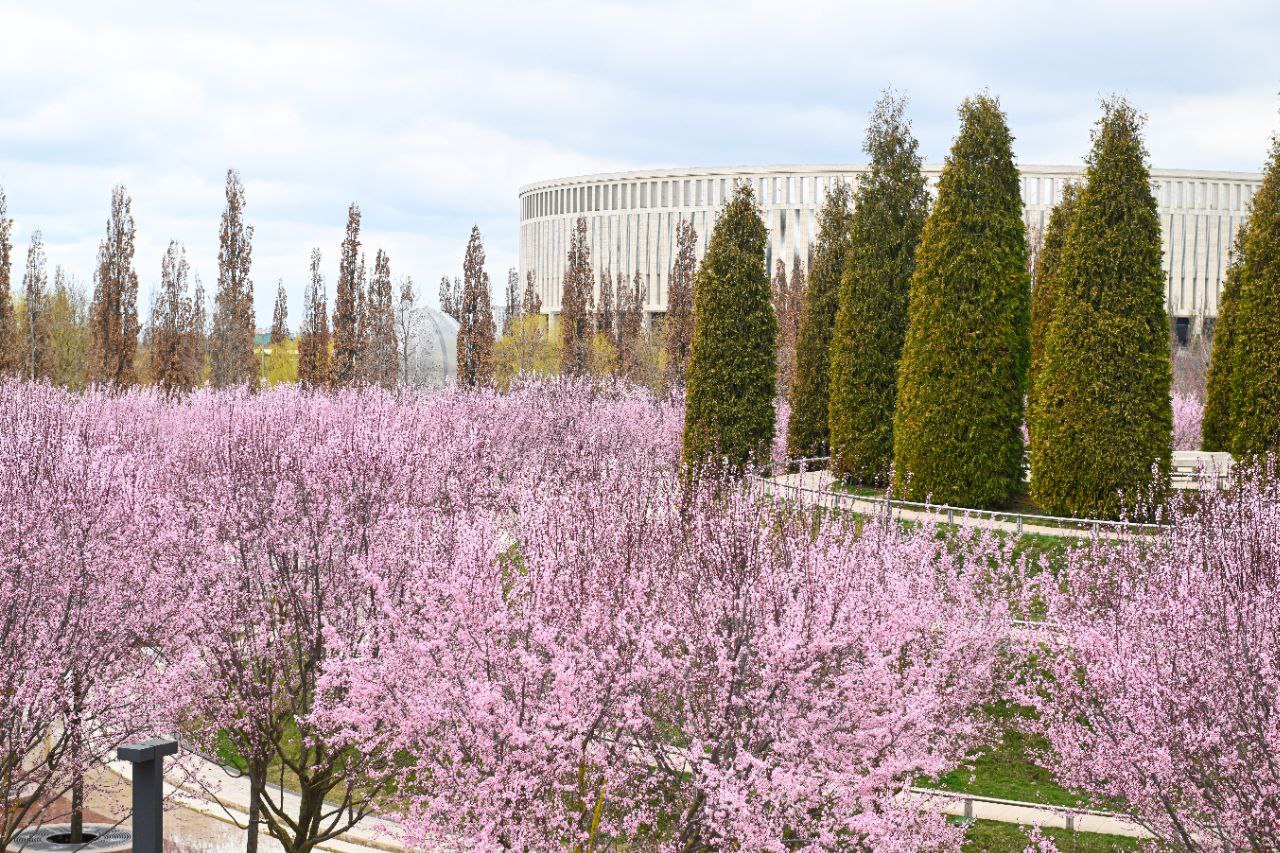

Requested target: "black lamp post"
[{"left": 117, "top": 738, "right": 178, "bottom": 853}]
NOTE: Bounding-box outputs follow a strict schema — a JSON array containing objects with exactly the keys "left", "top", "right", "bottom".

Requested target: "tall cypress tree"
[
  {"left": 0, "top": 186, "right": 17, "bottom": 375},
  {"left": 787, "top": 180, "right": 852, "bottom": 460},
  {"left": 682, "top": 182, "right": 775, "bottom": 473},
  {"left": 1026, "top": 181, "right": 1080, "bottom": 450},
  {"left": 1030, "top": 98, "right": 1171, "bottom": 519},
  {"left": 209, "top": 170, "right": 256, "bottom": 390},
  {"left": 1201, "top": 248, "right": 1243, "bottom": 452},
  {"left": 828, "top": 92, "right": 930, "bottom": 485},
  {"left": 892, "top": 94, "right": 1029, "bottom": 508},
  {"left": 1223, "top": 136, "right": 1280, "bottom": 457},
  {"left": 330, "top": 204, "right": 362, "bottom": 387}
]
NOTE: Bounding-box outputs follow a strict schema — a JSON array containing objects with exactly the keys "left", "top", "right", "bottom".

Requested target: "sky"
[{"left": 1, "top": 0, "right": 1278, "bottom": 325}]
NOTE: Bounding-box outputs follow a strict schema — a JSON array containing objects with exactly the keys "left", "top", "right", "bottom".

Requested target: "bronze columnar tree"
[
  {"left": 88, "top": 186, "right": 141, "bottom": 387},
  {"left": 22, "top": 231, "right": 53, "bottom": 382},
  {"left": 270, "top": 281, "right": 289, "bottom": 345},
  {"left": 209, "top": 170, "right": 257, "bottom": 390},
  {"left": 521, "top": 270, "right": 542, "bottom": 316},
  {"left": 152, "top": 241, "right": 196, "bottom": 394},
  {"left": 772, "top": 256, "right": 805, "bottom": 399},
  {"left": 330, "top": 205, "right": 363, "bottom": 388},
  {"left": 0, "top": 187, "right": 17, "bottom": 375},
  {"left": 502, "top": 267, "right": 521, "bottom": 336},
  {"left": 663, "top": 218, "right": 697, "bottom": 393},
  {"left": 616, "top": 269, "right": 645, "bottom": 383},
  {"left": 297, "top": 249, "right": 331, "bottom": 388},
  {"left": 559, "top": 217, "right": 594, "bottom": 376},
  {"left": 458, "top": 226, "right": 496, "bottom": 386},
  {"left": 360, "top": 249, "right": 398, "bottom": 388}
]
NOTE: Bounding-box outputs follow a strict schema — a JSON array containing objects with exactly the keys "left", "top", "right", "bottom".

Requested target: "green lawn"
[
  {"left": 932, "top": 702, "right": 1086, "bottom": 809},
  {"left": 961, "top": 818, "right": 1141, "bottom": 851}
]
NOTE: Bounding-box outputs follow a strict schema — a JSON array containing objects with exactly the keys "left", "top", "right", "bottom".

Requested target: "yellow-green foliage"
[
  {"left": 892, "top": 94, "right": 1030, "bottom": 508},
  {"left": 495, "top": 314, "right": 559, "bottom": 390},
  {"left": 257, "top": 338, "right": 298, "bottom": 386},
  {"left": 588, "top": 332, "right": 616, "bottom": 378}
]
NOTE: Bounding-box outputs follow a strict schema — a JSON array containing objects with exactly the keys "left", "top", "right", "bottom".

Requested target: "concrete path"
[
  {"left": 104, "top": 751, "right": 404, "bottom": 852},
  {"left": 760, "top": 469, "right": 1154, "bottom": 540},
  {"left": 907, "top": 786, "right": 1153, "bottom": 839}
]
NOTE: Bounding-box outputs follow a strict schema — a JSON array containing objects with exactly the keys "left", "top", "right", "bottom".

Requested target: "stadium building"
[{"left": 518, "top": 165, "right": 1263, "bottom": 342}]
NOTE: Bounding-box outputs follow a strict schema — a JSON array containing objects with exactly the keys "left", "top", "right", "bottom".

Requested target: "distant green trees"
[
  {"left": 891, "top": 94, "right": 1030, "bottom": 508},
  {"left": 1029, "top": 99, "right": 1171, "bottom": 519},
  {"left": 1204, "top": 136, "right": 1280, "bottom": 458},
  {"left": 827, "top": 92, "right": 929, "bottom": 484},
  {"left": 683, "top": 183, "right": 776, "bottom": 473}
]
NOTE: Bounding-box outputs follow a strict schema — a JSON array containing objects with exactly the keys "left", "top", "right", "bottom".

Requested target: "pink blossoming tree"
[{"left": 1027, "top": 462, "right": 1280, "bottom": 848}]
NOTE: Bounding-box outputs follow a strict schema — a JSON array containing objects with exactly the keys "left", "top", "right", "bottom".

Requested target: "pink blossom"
[
  {"left": 1171, "top": 390, "right": 1203, "bottom": 451},
  {"left": 1025, "top": 460, "right": 1280, "bottom": 847}
]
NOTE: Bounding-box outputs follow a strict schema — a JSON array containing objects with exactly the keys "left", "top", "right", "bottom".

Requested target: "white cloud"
[{"left": 1, "top": 0, "right": 1277, "bottom": 323}]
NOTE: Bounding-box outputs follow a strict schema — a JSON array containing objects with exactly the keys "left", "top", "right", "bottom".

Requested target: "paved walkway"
[
  {"left": 907, "top": 786, "right": 1152, "bottom": 839},
  {"left": 100, "top": 747, "right": 1158, "bottom": 848},
  {"left": 104, "top": 751, "right": 404, "bottom": 852},
  {"left": 760, "top": 469, "right": 1152, "bottom": 540}
]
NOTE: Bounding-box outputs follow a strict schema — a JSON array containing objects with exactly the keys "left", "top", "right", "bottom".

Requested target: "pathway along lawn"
[
  {"left": 933, "top": 701, "right": 1085, "bottom": 809},
  {"left": 961, "top": 818, "right": 1141, "bottom": 851}
]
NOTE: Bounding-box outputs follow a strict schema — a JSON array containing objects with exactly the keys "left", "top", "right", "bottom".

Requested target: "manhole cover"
[{"left": 11, "top": 824, "right": 132, "bottom": 852}]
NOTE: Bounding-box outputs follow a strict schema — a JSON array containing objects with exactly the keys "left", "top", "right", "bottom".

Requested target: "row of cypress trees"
[
  {"left": 684, "top": 91, "right": 1189, "bottom": 520},
  {"left": 1203, "top": 137, "right": 1280, "bottom": 458}
]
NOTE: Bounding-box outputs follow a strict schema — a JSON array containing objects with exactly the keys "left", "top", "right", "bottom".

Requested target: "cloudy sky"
[{"left": 2, "top": 0, "right": 1278, "bottom": 324}]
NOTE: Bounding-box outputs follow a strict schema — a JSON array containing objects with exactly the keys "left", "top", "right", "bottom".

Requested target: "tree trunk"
[
  {"left": 69, "top": 774, "right": 83, "bottom": 843},
  {"left": 246, "top": 769, "right": 263, "bottom": 853}
]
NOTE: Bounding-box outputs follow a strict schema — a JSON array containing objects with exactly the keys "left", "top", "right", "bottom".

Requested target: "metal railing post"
[{"left": 118, "top": 737, "right": 178, "bottom": 853}]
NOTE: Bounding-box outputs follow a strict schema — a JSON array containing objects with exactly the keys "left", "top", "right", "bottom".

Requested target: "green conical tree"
[
  {"left": 682, "top": 182, "right": 775, "bottom": 473},
  {"left": 891, "top": 94, "right": 1030, "bottom": 508},
  {"left": 787, "top": 181, "right": 852, "bottom": 461},
  {"left": 1225, "top": 136, "right": 1280, "bottom": 458},
  {"left": 828, "top": 93, "right": 930, "bottom": 484},
  {"left": 1030, "top": 98, "right": 1171, "bottom": 519},
  {"left": 1201, "top": 249, "right": 1242, "bottom": 452},
  {"left": 1026, "top": 181, "right": 1080, "bottom": 450}
]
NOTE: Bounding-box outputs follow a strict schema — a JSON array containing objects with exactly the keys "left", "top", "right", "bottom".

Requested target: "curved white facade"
[{"left": 518, "top": 164, "right": 1263, "bottom": 329}]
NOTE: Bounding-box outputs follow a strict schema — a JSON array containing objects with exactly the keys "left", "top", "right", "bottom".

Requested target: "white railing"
[{"left": 754, "top": 457, "right": 1171, "bottom": 538}]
